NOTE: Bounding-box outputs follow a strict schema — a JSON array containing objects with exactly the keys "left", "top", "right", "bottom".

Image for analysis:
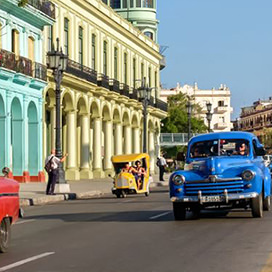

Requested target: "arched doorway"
[
  {"left": 0, "top": 95, "right": 5, "bottom": 169},
  {"left": 11, "top": 97, "right": 23, "bottom": 176},
  {"left": 28, "top": 101, "right": 38, "bottom": 175}
]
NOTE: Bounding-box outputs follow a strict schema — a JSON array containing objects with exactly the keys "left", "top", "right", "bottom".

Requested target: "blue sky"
[{"left": 157, "top": 0, "right": 272, "bottom": 118}]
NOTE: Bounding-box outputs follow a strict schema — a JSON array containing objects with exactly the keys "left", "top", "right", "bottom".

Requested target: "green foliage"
[
  {"left": 161, "top": 92, "right": 207, "bottom": 133},
  {"left": 18, "top": 0, "right": 28, "bottom": 7}
]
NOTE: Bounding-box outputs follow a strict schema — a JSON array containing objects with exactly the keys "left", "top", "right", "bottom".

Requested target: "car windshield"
[{"left": 190, "top": 139, "right": 250, "bottom": 158}]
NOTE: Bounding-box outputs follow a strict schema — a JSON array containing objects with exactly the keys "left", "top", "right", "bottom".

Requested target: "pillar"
[
  {"left": 66, "top": 110, "right": 80, "bottom": 180},
  {"left": 114, "top": 122, "right": 122, "bottom": 155},
  {"left": 93, "top": 117, "right": 103, "bottom": 178},
  {"left": 104, "top": 121, "right": 113, "bottom": 173},
  {"left": 124, "top": 125, "right": 132, "bottom": 154}
]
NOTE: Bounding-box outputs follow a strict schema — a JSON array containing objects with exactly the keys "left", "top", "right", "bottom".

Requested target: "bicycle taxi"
[{"left": 111, "top": 153, "right": 151, "bottom": 198}]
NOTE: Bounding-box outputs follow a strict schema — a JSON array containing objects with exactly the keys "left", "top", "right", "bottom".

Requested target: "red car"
[{"left": 0, "top": 177, "right": 19, "bottom": 253}]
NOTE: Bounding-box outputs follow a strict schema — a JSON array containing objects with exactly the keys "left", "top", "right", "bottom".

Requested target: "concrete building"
[
  {"left": 0, "top": 0, "right": 54, "bottom": 182},
  {"left": 161, "top": 83, "right": 233, "bottom": 132},
  {"left": 43, "top": 0, "right": 167, "bottom": 180}
]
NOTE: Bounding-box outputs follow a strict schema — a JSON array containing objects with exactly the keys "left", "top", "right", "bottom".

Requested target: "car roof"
[{"left": 190, "top": 131, "right": 255, "bottom": 143}]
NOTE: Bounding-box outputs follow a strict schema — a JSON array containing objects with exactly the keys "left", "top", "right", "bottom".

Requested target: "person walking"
[
  {"left": 158, "top": 153, "right": 167, "bottom": 181},
  {"left": 45, "top": 150, "right": 68, "bottom": 195}
]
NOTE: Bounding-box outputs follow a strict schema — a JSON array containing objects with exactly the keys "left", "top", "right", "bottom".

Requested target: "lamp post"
[
  {"left": 186, "top": 100, "right": 192, "bottom": 141},
  {"left": 138, "top": 77, "right": 151, "bottom": 153},
  {"left": 46, "top": 38, "right": 68, "bottom": 187},
  {"left": 206, "top": 102, "right": 213, "bottom": 132}
]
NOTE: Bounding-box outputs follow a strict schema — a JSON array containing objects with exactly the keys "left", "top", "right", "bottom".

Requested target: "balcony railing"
[
  {"left": 67, "top": 59, "right": 97, "bottom": 85},
  {"left": 16, "top": 56, "right": 32, "bottom": 77},
  {"left": 97, "top": 73, "right": 109, "bottom": 89},
  {"left": 155, "top": 98, "right": 168, "bottom": 112},
  {"left": 33, "top": 62, "right": 47, "bottom": 81},
  {"left": 119, "top": 83, "right": 130, "bottom": 97},
  {"left": 216, "top": 106, "right": 228, "bottom": 113},
  {"left": 109, "top": 78, "right": 120, "bottom": 93},
  {"left": 129, "top": 88, "right": 138, "bottom": 100},
  {"left": 0, "top": 49, "right": 16, "bottom": 70},
  {"left": 27, "top": 0, "right": 56, "bottom": 19}
]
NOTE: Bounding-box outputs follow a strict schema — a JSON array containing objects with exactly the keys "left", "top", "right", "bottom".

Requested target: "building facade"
[
  {"left": 43, "top": 0, "right": 167, "bottom": 180},
  {"left": 161, "top": 83, "right": 233, "bottom": 132},
  {"left": 0, "top": 0, "right": 54, "bottom": 182}
]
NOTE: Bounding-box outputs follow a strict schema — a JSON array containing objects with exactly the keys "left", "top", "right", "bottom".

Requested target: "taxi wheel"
[
  {"left": 121, "top": 191, "right": 127, "bottom": 198},
  {"left": 145, "top": 192, "right": 149, "bottom": 197},
  {"left": 251, "top": 193, "right": 263, "bottom": 218},
  {"left": 263, "top": 195, "right": 271, "bottom": 211},
  {"left": 0, "top": 218, "right": 11, "bottom": 253},
  {"left": 173, "top": 203, "right": 186, "bottom": 220}
]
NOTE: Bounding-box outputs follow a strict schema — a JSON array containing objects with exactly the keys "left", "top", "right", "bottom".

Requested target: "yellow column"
[
  {"left": 104, "top": 121, "right": 113, "bottom": 173},
  {"left": 66, "top": 110, "right": 80, "bottom": 180},
  {"left": 133, "top": 127, "right": 140, "bottom": 153},
  {"left": 124, "top": 125, "right": 132, "bottom": 154},
  {"left": 114, "top": 122, "right": 122, "bottom": 155},
  {"left": 93, "top": 117, "right": 103, "bottom": 178}
]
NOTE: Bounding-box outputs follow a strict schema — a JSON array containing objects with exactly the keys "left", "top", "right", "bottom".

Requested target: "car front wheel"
[
  {"left": 251, "top": 193, "right": 263, "bottom": 218},
  {"left": 173, "top": 202, "right": 186, "bottom": 220},
  {"left": 263, "top": 195, "right": 271, "bottom": 211},
  {"left": 0, "top": 218, "right": 11, "bottom": 253}
]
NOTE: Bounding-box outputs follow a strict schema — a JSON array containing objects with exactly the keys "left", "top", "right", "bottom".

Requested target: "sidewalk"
[{"left": 19, "top": 174, "right": 170, "bottom": 207}]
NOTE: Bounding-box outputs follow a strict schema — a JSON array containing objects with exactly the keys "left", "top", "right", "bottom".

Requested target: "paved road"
[{"left": 1, "top": 188, "right": 272, "bottom": 272}]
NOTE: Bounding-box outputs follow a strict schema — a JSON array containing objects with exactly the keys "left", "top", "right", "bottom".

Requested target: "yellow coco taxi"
[{"left": 111, "top": 153, "right": 151, "bottom": 198}]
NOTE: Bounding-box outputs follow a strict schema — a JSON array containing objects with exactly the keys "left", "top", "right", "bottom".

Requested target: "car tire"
[
  {"left": 251, "top": 193, "right": 263, "bottom": 218},
  {"left": 191, "top": 206, "right": 201, "bottom": 220},
  {"left": 263, "top": 195, "right": 271, "bottom": 211},
  {"left": 145, "top": 191, "right": 149, "bottom": 197},
  {"left": 0, "top": 218, "right": 11, "bottom": 253},
  {"left": 173, "top": 202, "right": 186, "bottom": 220}
]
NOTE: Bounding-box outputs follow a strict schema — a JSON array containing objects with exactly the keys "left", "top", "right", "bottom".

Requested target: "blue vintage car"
[{"left": 169, "top": 132, "right": 271, "bottom": 220}]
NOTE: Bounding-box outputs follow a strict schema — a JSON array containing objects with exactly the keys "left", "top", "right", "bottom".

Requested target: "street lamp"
[
  {"left": 186, "top": 100, "right": 192, "bottom": 141},
  {"left": 46, "top": 38, "right": 68, "bottom": 189},
  {"left": 206, "top": 102, "right": 213, "bottom": 132},
  {"left": 138, "top": 77, "right": 151, "bottom": 153}
]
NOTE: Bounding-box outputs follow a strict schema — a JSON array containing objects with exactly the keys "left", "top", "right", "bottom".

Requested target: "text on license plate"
[{"left": 201, "top": 195, "right": 223, "bottom": 203}]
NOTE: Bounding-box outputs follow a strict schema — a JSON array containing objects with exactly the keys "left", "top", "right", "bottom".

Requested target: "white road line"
[
  {"left": 15, "top": 219, "right": 36, "bottom": 225},
  {"left": 0, "top": 252, "right": 55, "bottom": 272},
  {"left": 150, "top": 211, "right": 171, "bottom": 220}
]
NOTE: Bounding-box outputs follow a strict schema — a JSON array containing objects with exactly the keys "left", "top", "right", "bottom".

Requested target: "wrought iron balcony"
[
  {"left": 97, "top": 73, "right": 109, "bottom": 89},
  {"left": 66, "top": 59, "right": 97, "bottom": 85},
  {"left": 27, "top": 0, "right": 56, "bottom": 19},
  {"left": 33, "top": 62, "right": 47, "bottom": 81},
  {"left": 109, "top": 78, "right": 120, "bottom": 93},
  {"left": 155, "top": 98, "right": 168, "bottom": 112},
  {"left": 120, "top": 83, "right": 130, "bottom": 97},
  {"left": 0, "top": 49, "right": 16, "bottom": 71},
  {"left": 16, "top": 56, "right": 32, "bottom": 77},
  {"left": 129, "top": 88, "right": 138, "bottom": 100}
]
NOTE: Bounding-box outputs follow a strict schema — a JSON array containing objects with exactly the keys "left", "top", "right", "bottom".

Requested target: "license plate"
[{"left": 201, "top": 195, "right": 223, "bottom": 203}]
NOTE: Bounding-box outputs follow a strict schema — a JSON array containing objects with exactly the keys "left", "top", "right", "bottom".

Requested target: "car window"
[{"left": 190, "top": 139, "right": 250, "bottom": 158}]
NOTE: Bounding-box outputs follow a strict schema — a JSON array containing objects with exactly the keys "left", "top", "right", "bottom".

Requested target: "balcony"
[
  {"left": 109, "top": 78, "right": 120, "bottom": 94},
  {"left": 215, "top": 122, "right": 228, "bottom": 129},
  {"left": 97, "top": 73, "right": 109, "bottom": 89},
  {"left": 0, "top": 0, "right": 55, "bottom": 29},
  {"left": 129, "top": 88, "right": 138, "bottom": 100},
  {"left": 155, "top": 98, "right": 168, "bottom": 112},
  {"left": 216, "top": 105, "right": 228, "bottom": 113},
  {"left": 0, "top": 49, "right": 47, "bottom": 81},
  {"left": 27, "top": 0, "right": 56, "bottom": 19},
  {"left": 66, "top": 59, "right": 97, "bottom": 85},
  {"left": 119, "top": 83, "right": 130, "bottom": 97}
]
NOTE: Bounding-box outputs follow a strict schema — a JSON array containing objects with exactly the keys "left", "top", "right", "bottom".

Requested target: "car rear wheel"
[
  {"left": 263, "top": 195, "right": 271, "bottom": 211},
  {"left": 251, "top": 193, "right": 263, "bottom": 218},
  {"left": 173, "top": 202, "right": 186, "bottom": 220},
  {"left": 0, "top": 218, "right": 11, "bottom": 253}
]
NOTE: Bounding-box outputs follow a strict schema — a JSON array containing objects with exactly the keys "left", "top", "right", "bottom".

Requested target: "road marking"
[
  {"left": 261, "top": 252, "right": 272, "bottom": 272},
  {"left": 0, "top": 252, "right": 55, "bottom": 272},
  {"left": 150, "top": 211, "right": 171, "bottom": 220},
  {"left": 15, "top": 219, "right": 36, "bottom": 225}
]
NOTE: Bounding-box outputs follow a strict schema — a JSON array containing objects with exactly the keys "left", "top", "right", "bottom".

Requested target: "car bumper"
[{"left": 171, "top": 192, "right": 259, "bottom": 204}]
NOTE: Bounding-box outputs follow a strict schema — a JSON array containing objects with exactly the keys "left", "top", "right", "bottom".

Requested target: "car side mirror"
[{"left": 256, "top": 147, "right": 266, "bottom": 156}]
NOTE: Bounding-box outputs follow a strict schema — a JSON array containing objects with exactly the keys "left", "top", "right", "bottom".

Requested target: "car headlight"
[
  {"left": 242, "top": 170, "right": 255, "bottom": 181},
  {"left": 172, "top": 174, "right": 185, "bottom": 185}
]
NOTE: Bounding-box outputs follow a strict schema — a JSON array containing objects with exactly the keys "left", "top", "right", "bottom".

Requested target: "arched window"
[{"left": 144, "top": 31, "right": 153, "bottom": 40}]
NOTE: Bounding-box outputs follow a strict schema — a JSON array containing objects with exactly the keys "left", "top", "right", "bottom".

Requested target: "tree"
[{"left": 161, "top": 92, "right": 207, "bottom": 134}]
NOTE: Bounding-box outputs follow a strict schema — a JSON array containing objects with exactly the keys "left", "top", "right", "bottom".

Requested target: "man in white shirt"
[
  {"left": 45, "top": 149, "right": 68, "bottom": 195},
  {"left": 159, "top": 153, "right": 167, "bottom": 181}
]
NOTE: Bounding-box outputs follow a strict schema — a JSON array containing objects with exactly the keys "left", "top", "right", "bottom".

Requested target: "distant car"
[
  {"left": 0, "top": 177, "right": 19, "bottom": 253},
  {"left": 169, "top": 132, "right": 272, "bottom": 220}
]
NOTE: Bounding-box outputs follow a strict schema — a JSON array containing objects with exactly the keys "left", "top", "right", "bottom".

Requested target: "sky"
[{"left": 157, "top": 0, "right": 272, "bottom": 118}]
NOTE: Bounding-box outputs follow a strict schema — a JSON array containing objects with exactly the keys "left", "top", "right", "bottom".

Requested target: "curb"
[{"left": 19, "top": 182, "right": 168, "bottom": 207}]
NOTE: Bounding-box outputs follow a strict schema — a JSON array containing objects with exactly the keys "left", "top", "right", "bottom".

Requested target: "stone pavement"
[{"left": 19, "top": 174, "right": 170, "bottom": 207}]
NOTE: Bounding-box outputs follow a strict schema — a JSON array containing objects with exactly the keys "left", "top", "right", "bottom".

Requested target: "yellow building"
[{"left": 43, "top": 0, "right": 167, "bottom": 180}]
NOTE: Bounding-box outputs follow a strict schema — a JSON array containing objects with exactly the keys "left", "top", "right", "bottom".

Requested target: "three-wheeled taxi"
[
  {"left": 0, "top": 177, "right": 19, "bottom": 253},
  {"left": 111, "top": 153, "right": 151, "bottom": 198}
]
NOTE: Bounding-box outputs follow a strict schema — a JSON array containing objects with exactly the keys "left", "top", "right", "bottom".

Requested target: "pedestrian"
[
  {"left": 45, "top": 149, "right": 68, "bottom": 195},
  {"left": 157, "top": 153, "right": 167, "bottom": 181},
  {"left": 2, "top": 167, "right": 10, "bottom": 178}
]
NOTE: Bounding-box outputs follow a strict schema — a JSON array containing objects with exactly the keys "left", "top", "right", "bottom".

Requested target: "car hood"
[{"left": 189, "top": 157, "right": 253, "bottom": 177}]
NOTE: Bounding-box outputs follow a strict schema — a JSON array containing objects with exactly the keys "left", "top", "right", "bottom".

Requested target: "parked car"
[
  {"left": 169, "top": 132, "right": 272, "bottom": 220},
  {"left": 0, "top": 177, "right": 19, "bottom": 252}
]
